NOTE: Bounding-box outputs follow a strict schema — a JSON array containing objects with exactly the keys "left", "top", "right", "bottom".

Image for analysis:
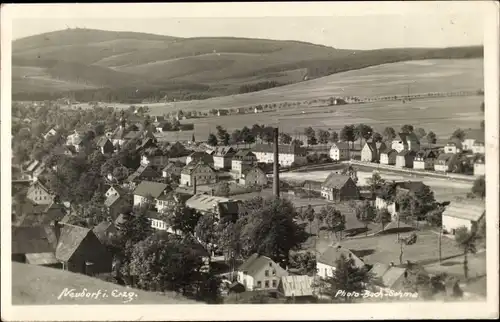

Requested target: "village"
[{"left": 10, "top": 96, "right": 487, "bottom": 304}]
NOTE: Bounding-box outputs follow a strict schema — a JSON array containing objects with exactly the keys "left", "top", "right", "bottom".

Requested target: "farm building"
[
  {"left": 180, "top": 161, "right": 217, "bottom": 187},
  {"left": 252, "top": 144, "right": 307, "bottom": 167},
  {"left": 474, "top": 155, "right": 485, "bottom": 176},
  {"left": 434, "top": 153, "right": 459, "bottom": 172},
  {"left": 413, "top": 150, "right": 437, "bottom": 170},
  {"left": 277, "top": 275, "right": 315, "bottom": 300},
  {"left": 329, "top": 142, "right": 350, "bottom": 161},
  {"left": 395, "top": 150, "right": 416, "bottom": 168},
  {"left": 240, "top": 166, "right": 267, "bottom": 186},
  {"left": 317, "top": 244, "right": 365, "bottom": 279},
  {"left": 379, "top": 148, "right": 398, "bottom": 165},
  {"left": 231, "top": 150, "right": 258, "bottom": 177},
  {"left": 217, "top": 109, "right": 229, "bottom": 116},
  {"left": 236, "top": 253, "right": 288, "bottom": 292},
  {"left": 254, "top": 106, "right": 264, "bottom": 113},
  {"left": 212, "top": 146, "right": 236, "bottom": 170},
  {"left": 444, "top": 139, "right": 463, "bottom": 154},
  {"left": 462, "top": 129, "right": 484, "bottom": 151},
  {"left": 391, "top": 132, "right": 420, "bottom": 153},
  {"left": 442, "top": 201, "right": 485, "bottom": 235},
  {"left": 320, "top": 173, "right": 359, "bottom": 202}
]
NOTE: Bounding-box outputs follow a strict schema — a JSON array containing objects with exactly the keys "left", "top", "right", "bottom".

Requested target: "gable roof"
[
  {"left": 124, "top": 131, "right": 142, "bottom": 140},
  {"left": 318, "top": 244, "right": 365, "bottom": 268},
  {"left": 11, "top": 226, "right": 56, "bottom": 254},
  {"left": 127, "top": 164, "right": 160, "bottom": 182},
  {"left": 96, "top": 136, "right": 111, "bottom": 147},
  {"left": 213, "top": 146, "right": 235, "bottom": 157},
  {"left": 242, "top": 165, "right": 266, "bottom": 177},
  {"left": 133, "top": 181, "right": 169, "bottom": 198},
  {"left": 436, "top": 153, "right": 459, "bottom": 164},
  {"left": 363, "top": 141, "right": 377, "bottom": 153},
  {"left": 331, "top": 142, "right": 350, "bottom": 150},
  {"left": 442, "top": 201, "right": 485, "bottom": 222},
  {"left": 104, "top": 194, "right": 121, "bottom": 208},
  {"left": 378, "top": 267, "right": 407, "bottom": 289},
  {"left": 238, "top": 253, "right": 286, "bottom": 276},
  {"left": 233, "top": 150, "right": 256, "bottom": 159},
  {"left": 92, "top": 221, "right": 117, "bottom": 241},
  {"left": 381, "top": 148, "right": 397, "bottom": 155},
  {"left": 322, "top": 173, "right": 351, "bottom": 189},
  {"left": 397, "top": 150, "right": 416, "bottom": 157},
  {"left": 162, "top": 163, "right": 183, "bottom": 175},
  {"left": 185, "top": 194, "right": 233, "bottom": 213},
  {"left": 54, "top": 224, "right": 92, "bottom": 261},
  {"left": 252, "top": 144, "right": 307, "bottom": 156},
  {"left": 394, "top": 181, "right": 427, "bottom": 193},
  {"left": 106, "top": 185, "right": 125, "bottom": 196},
  {"left": 181, "top": 161, "right": 216, "bottom": 175},
  {"left": 280, "top": 275, "right": 315, "bottom": 297}
]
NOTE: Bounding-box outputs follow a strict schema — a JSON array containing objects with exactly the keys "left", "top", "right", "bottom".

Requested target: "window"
[
  {"left": 272, "top": 280, "right": 277, "bottom": 288},
  {"left": 272, "top": 269, "right": 276, "bottom": 276},
  {"left": 257, "top": 281, "right": 262, "bottom": 288},
  {"left": 264, "top": 280, "right": 269, "bottom": 288},
  {"left": 265, "top": 270, "right": 269, "bottom": 277}
]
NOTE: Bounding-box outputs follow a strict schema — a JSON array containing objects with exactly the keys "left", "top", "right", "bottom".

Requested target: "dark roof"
[
  {"left": 104, "top": 194, "right": 121, "bottom": 207},
  {"left": 188, "top": 151, "right": 213, "bottom": 163},
  {"left": 133, "top": 181, "right": 169, "bottom": 198},
  {"left": 252, "top": 144, "right": 306, "bottom": 156},
  {"left": 318, "top": 244, "right": 365, "bottom": 268},
  {"left": 218, "top": 201, "right": 241, "bottom": 216},
  {"left": 233, "top": 150, "right": 256, "bottom": 159},
  {"left": 55, "top": 224, "right": 92, "bottom": 261},
  {"left": 124, "top": 131, "right": 141, "bottom": 140},
  {"left": 397, "top": 150, "right": 416, "bottom": 157},
  {"left": 322, "top": 173, "right": 351, "bottom": 189},
  {"left": 181, "top": 161, "right": 216, "bottom": 175},
  {"left": 11, "top": 226, "right": 56, "bottom": 254},
  {"left": 92, "top": 221, "right": 117, "bottom": 241},
  {"left": 331, "top": 142, "right": 350, "bottom": 150},
  {"left": 127, "top": 164, "right": 160, "bottom": 182},
  {"left": 436, "top": 153, "right": 458, "bottom": 163},
  {"left": 395, "top": 181, "right": 427, "bottom": 193},
  {"left": 97, "top": 136, "right": 111, "bottom": 147},
  {"left": 213, "top": 146, "right": 235, "bottom": 157},
  {"left": 381, "top": 148, "right": 397, "bottom": 155},
  {"left": 162, "top": 163, "right": 183, "bottom": 175}
]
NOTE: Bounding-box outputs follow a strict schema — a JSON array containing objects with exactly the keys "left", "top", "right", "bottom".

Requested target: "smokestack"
[
  {"left": 273, "top": 127, "right": 280, "bottom": 198},
  {"left": 193, "top": 176, "right": 197, "bottom": 195}
]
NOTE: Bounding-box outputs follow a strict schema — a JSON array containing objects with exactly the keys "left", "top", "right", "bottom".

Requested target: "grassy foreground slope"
[
  {"left": 12, "top": 28, "right": 482, "bottom": 100},
  {"left": 11, "top": 262, "right": 198, "bottom": 305}
]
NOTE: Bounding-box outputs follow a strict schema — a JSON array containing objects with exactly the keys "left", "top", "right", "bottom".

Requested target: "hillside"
[
  {"left": 12, "top": 28, "right": 483, "bottom": 102},
  {"left": 11, "top": 262, "right": 198, "bottom": 305}
]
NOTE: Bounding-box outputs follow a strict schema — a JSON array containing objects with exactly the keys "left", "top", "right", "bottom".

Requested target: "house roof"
[
  {"left": 114, "top": 213, "right": 128, "bottom": 227},
  {"left": 213, "top": 146, "right": 235, "bottom": 157},
  {"left": 394, "top": 181, "right": 427, "bottom": 193},
  {"left": 397, "top": 150, "right": 416, "bottom": 157},
  {"left": 25, "top": 252, "right": 59, "bottom": 265},
  {"left": 104, "top": 194, "right": 121, "bottom": 208},
  {"left": 442, "top": 201, "right": 485, "bottom": 222},
  {"left": 252, "top": 144, "right": 307, "bottom": 156},
  {"left": 318, "top": 244, "right": 365, "bottom": 268},
  {"left": 97, "top": 136, "right": 111, "bottom": 147},
  {"left": 238, "top": 253, "right": 285, "bottom": 276},
  {"left": 11, "top": 226, "right": 56, "bottom": 254},
  {"left": 447, "top": 138, "right": 463, "bottom": 149},
  {"left": 185, "top": 194, "right": 233, "bottom": 213},
  {"left": 162, "top": 163, "right": 183, "bottom": 175},
  {"left": 107, "top": 185, "right": 125, "bottom": 196},
  {"left": 280, "top": 275, "right": 315, "bottom": 297},
  {"left": 127, "top": 164, "right": 160, "bottom": 182},
  {"left": 233, "top": 150, "right": 256, "bottom": 159},
  {"left": 464, "top": 129, "right": 484, "bottom": 142},
  {"left": 370, "top": 262, "right": 390, "bottom": 279},
  {"left": 26, "top": 160, "right": 40, "bottom": 172},
  {"left": 92, "top": 221, "right": 117, "bottom": 241},
  {"left": 322, "top": 173, "right": 351, "bottom": 189},
  {"left": 55, "top": 224, "right": 92, "bottom": 261},
  {"left": 133, "top": 181, "right": 169, "bottom": 198},
  {"left": 331, "top": 142, "right": 350, "bottom": 150},
  {"left": 381, "top": 148, "right": 397, "bottom": 155},
  {"left": 181, "top": 161, "right": 215, "bottom": 175},
  {"left": 124, "top": 131, "right": 141, "bottom": 140},
  {"left": 364, "top": 141, "right": 377, "bottom": 153},
  {"left": 379, "top": 267, "right": 407, "bottom": 289},
  {"left": 436, "top": 153, "right": 458, "bottom": 164},
  {"left": 242, "top": 166, "right": 266, "bottom": 178},
  {"left": 187, "top": 151, "right": 213, "bottom": 163}
]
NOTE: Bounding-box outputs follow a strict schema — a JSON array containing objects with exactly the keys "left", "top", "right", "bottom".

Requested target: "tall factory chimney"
[{"left": 273, "top": 127, "right": 280, "bottom": 198}]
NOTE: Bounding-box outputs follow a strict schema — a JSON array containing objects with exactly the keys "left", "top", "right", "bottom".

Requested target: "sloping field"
[
  {"left": 11, "top": 262, "right": 198, "bottom": 305},
  {"left": 155, "top": 58, "right": 483, "bottom": 112}
]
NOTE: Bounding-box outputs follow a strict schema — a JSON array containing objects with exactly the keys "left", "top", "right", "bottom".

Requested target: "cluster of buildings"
[{"left": 329, "top": 129, "right": 485, "bottom": 176}]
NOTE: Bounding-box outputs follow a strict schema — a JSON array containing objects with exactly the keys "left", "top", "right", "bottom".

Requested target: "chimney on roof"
[{"left": 273, "top": 127, "right": 280, "bottom": 198}]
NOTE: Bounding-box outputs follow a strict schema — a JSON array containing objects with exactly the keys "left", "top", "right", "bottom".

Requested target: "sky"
[{"left": 8, "top": 3, "right": 486, "bottom": 50}]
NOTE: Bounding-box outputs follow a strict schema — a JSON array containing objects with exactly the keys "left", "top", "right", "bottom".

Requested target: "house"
[
  {"left": 213, "top": 146, "right": 236, "bottom": 169},
  {"left": 185, "top": 194, "right": 240, "bottom": 219},
  {"left": 104, "top": 193, "right": 128, "bottom": 219},
  {"left": 110, "top": 119, "right": 130, "bottom": 147},
  {"left": 97, "top": 137, "right": 114, "bottom": 154},
  {"left": 186, "top": 151, "right": 214, "bottom": 165},
  {"left": 162, "top": 162, "right": 183, "bottom": 180},
  {"left": 66, "top": 131, "right": 85, "bottom": 152},
  {"left": 126, "top": 164, "right": 161, "bottom": 184},
  {"left": 236, "top": 254, "right": 288, "bottom": 291},
  {"left": 444, "top": 139, "right": 463, "bottom": 154},
  {"left": 472, "top": 141, "right": 485, "bottom": 155},
  {"left": 43, "top": 128, "right": 57, "bottom": 140},
  {"left": 155, "top": 122, "right": 170, "bottom": 132},
  {"left": 155, "top": 191, "right": 190, "bottom": 213},
  {"left": 329, "top": 142, "right": 350, "bottom": 161},
  {"left": 141, "top": 155, "right": 169, "bottom": 169},
  {"left": 391, "top": 132, "right": 420, "bottom": 153},
  {"left": 379, "top": 148, "right": 398, "bottom": 165},
  {"left": 277, "top": 275, "right": 315, "bottom": 300},
  {"left": 252, "top": 144, "right": 307, "bottom": 167},
  {"left": 12, "top": 222, "right": 112, "bottom": 275},
  {"left": 320, "top": 173, "right": 359, "bottom": 202},
  {"left": 92, "top": 221, "right": 118, "bottom": 243},
  {"left": 132, "top": 181, "right": 170, "bottom": 208},
  {"left": 474, "top": 155, "right": 485, "bottom": 176},
  {"left": 442, "top": 201, "right": 485, "bottom": 234},
  {"left": 462, "top": 129, "right": 484, "bottom": 151},
  {"left": 317, "top": 244, "right": 365, "bottom": 279},
  {"left": 12, "top": 201, "right": 66, "bottom": 227},
  {"left": 24, "top": 160, "right": 46, "bottom": 181},
  {"left": 254, "top": 106, "right": 264, "bottom": 113},
  {"left": 395, "top": 150, "right": 416, "bottom": 168},
  {"left": 370, "top": 263, "right": 407, "bottom": 291},
  {"left": 26, "top": 181, "right": 55, "bottom": 205},
  {"left": 105, "top": 185, "right": 126, "bottom": 199},
  {"left": 231, "top": 150, "right": 258, "bottom": 176},
  {"left": 375, "top": 181, "right": 428, "bottom": 220},
  {"left": 180, "top": 161, "right": 217, "bottom": 187},
  {"left": 144, "top": 211, "right": 178, "bottom": 234},
  {"left": 361, "top": 141, "right": 386, "bottom": 163},
  {"left": 217, "top": 109, "right": 229, "bottom": 117},
  {"left": 434, "top": 153, "right": 459, "bottom": 172},
  {"left": 240, "top": 166, "right": 268, "bottom": 186},
  {"left": 153, "top": 116, "right": 165, "bottom": 123},
  {"left": 413, "top": 150, "right": 437, "bottom": 170},
  {"left": 164, "top": 141, "right": 188, "bottom": 157}
]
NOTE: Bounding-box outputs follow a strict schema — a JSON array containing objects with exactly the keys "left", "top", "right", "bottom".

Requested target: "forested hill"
[{"left": 12, "top": 28, "right": 483, "bottom": 103}]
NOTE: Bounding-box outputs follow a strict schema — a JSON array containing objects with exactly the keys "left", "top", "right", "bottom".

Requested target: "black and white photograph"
[{"left": 1, "top": 2, "right": 498, "bottom": 321}]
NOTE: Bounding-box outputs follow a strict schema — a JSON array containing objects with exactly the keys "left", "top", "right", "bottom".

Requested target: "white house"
[
  {"left": 236, "top": 253, "right": 288, "bottom": 291},
  {"left": 252, "top": 144, "right": 307, "bottom": 167},
  {"left": 329, "top": 142, "right": 350, "bottom": 161},
  {"left": 472, "top": 141, "right": 485, "bottom": 155},
  {"left": 391, "top": 132, "right": 420, "bottom": 153},
  {"left": 434, "top": 153, "right": 459, "bottom": 173},
  {"left": 462, "top": 129, "right": 484, "bottom": 151},
  {"left": 474, "top": 156, "right": 485, "bottom": 176},
  {"left": 43, "top": 128, "right": 57, "bottom": 140},
  {"left": 132, "top": 181, "right": 170, "bottom": 208},
  {"left": 231, "top": 150, "right": 258, "bottom": 177},
  {"left": 317, "top": 244, "right": 365, "bottom": 279},
  {"left": 212, "top": 147, "right": 236, "bottom": 170},
  {"left": 444, "top": 140, "right": 463, "bottom": 154},
  {"left": 442, "top": 201, "right": 485, "bottom": 235}
]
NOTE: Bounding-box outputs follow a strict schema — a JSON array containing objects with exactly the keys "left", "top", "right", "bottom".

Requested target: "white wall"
[
  {"left": 442, "top": 215, "right": 472, "bottom": 233},
  {"left": 444, "top": 146, "right": 459, "bottom": 154},
  {"left": 472, "top": 145, "right": 485, "bottom": 154},
  {"left": 180, "top": 173, "right": 192, "bottom": 186},
  {"left": 474, "top": 163, "right": 485, "bottom": 176},
  {"left": 317, "top": 262, "right": 335, "bottom": 279},
  {"left": 434, "top": 164, "right": 450, "bottom": 172}
]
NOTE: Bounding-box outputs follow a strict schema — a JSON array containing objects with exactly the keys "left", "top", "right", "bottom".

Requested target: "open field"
[
  {"left": 12, "top": 262, "right": 197, "bottom": 305},
  {"left": 279, "top": 170, "right": 473, "bottom": 202}
]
